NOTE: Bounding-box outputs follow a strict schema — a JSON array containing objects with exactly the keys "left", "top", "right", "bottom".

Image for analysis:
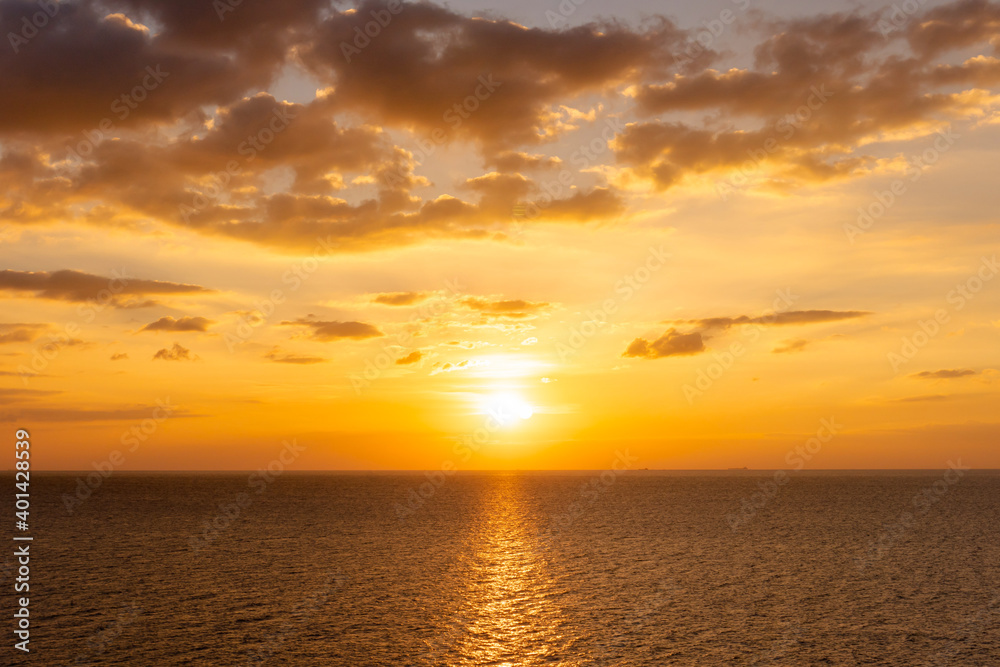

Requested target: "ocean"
[{"left": 7, "top": 471, "right": 999, "bottom": 665}]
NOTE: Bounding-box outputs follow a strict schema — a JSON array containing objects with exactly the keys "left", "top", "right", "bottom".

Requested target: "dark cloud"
[
  {"left": 617, "top": 7, "right": 1000, "bottom": 191},
  {"left": 0, "top": 0, "right": 294, "bottom": 135},
  {"left": 488, "top": 151, "right": 563, "bottom": 172},
  {"left": 0, "top": 2, "right": 669, "bottom": 252},
  {"left": 152, "top": 342, "right": 198, "bottom": 361},
  {"left": 139, "top": 316, "right": 214, "bottom": 333},
  {"left": 0, "top": 270, "right": 210, "bottom": 306},
  {"left": 463, "top": 172, "right": 625, "bottom": 224},
  {"left": 0, "top": 0, "right": 994, "bottom": 255},
  {"left": 0, "top": 405, "right": 197, "bottom": 422},
  {"left": 372, "top": 292, "right": 430, "bottom": 306},
  {"left": 281, "top": 319, "right": 383, "bottom": 341},
  {"left": 0, "top": 387, "right": 61, "bottom": 405},
  {"left": 536, "top": 188, "right": 625, "bottom": 223},
  {"left": 17, "top": 93, "right": 626, "bottom": 253},
  {"left": 911, "top": 369, "right": 978, "bottom": 379},
  {"left": 905, "top": 0, "right": 1000, "bottom": 59},
  {"left": 0, "top": 323, "right": 49, "bottom": 344},
  {"left": 461, "top": 296, "right": 549, "bottom": 319},
  {"left": 679, "top": 310, "right": 870, "bottom": 330},
  {"left": 299, "top": 1, "right": 697, "bottom": 150},
  {"left": 0, "top": 323, "right": 84, "bottom": 349},
  {"left": 110, "top": 352, "right": 129, "bottom": 361},
  {"left": 631, "top": 310, "right": 867, "bottom": 359},
  {"left": 895, "top": 394, "right": 952, "bottom": 403},
  {"left": 264, "top": 347, "right": 327, "bottom": 364},
  {"left": 772, "top": 339, "right": 810, "bottom": 354},
  {"left": 623, "top": 329, "right": 705, "bottom": 359}
]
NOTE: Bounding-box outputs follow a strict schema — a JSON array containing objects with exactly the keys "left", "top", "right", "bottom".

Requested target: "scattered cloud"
[
  {"left": 0, "top": 270, "right": 210, "bottom": 307},
  {"left": 618, "top": 4, "right": 1000, "bottom": 191},
  {"left": 0, "top": 323, "right": 49, "bottom": 344},
  {"left": 371, "top": 292, "right": 431, "bottom": 306},
  {"left": 679, "top": 310, "right": 870, "bottom": 331},
  {"left": 772, "top": 338, "right": 810, "bottom": 354},
  {"left": 623, "top": 329, "right": 705, "bottom": 359},
  {"left": 461, "top": 297, "right": 550, "bottom": 319},
  {"left": 280, "top": 319, "right": 383, "bottom": 341},
  {"left": 489, "top": 151, "right": 563, "bottom": 172},
  {"left": 264, "top": 348, "right": 327, "bottom": 364},
  {"left": 895, "top": 394, "right": 952, "bottom": 403},
  {"left": 0, "top": 406, "right": 198, "bottom": 423},
  {"left": 139, "top": 316, "right": 214, "bottom": 333},
  {"left": 430, "top": 359, "right": 489, "bottom": 375},
  {"left": 0, "top": 388, "right": 61, "bottom": 405},
  {"left": 152, "top": 343, "right": 199, "bottom": 361},
  {"left": 911, "top": 369, "right": 978, "bottom": 380},
  {"left": 395, "top": 351, "right": 422, "bottom": 365}
]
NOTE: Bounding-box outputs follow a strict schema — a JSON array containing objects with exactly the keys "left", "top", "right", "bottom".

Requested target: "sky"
[{"left": 1, "top": 0, "right": 999, "bottom": 470}]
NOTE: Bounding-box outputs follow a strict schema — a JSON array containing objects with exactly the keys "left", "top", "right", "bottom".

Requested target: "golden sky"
[{"left": 2, "top": 0, "right": 999, "bottom": 470}]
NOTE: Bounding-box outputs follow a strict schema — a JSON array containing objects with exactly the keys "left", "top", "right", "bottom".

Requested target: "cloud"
[
  {"left": 623, "top": 329, "right": 705, "bottom": 359},
  {"left": 460, "top": 296, "right": 549, "bottom": 319},
  {"left": 905, "top": 0, "right": 1000, "bottom": 59},
  {"left": 0, "top": 405, "right": 197, "bottom": 423},
  {"left": 0, "top": 0, "right": 323, "bottom": 135},
  {"left": 152, "top": 342, "right": 198, "bottom": 361},
  {"left": 395, "top": 351, "right": 422, "bottom": 365},
  {"left": 0, "top": 388, "right": 61, "bottom": 405},
  {"left": 0, "top": 323, "right": 49, "bottom": 344},
  {"left": 110, "top": 352, "right": 129, "bottom": 361},
  {"left": 264, "top": 348, "right": 327, "bottom": 365},
  {"left": 772, "top": 338, "right": 810, "bottom": 354},
  {"left": 280, "top": 319, "right": 383, "bottom": 341},
  {"left": 299, "top": 2, "right": 697, "bottom": 150},
  {"left": 0, "top": 270, "right": 210, "bottom": 307},
  {"left": 461, "top": 171, "right": 626, "bottom": 224},
  {"left": 139, "top": 316, "right": 214, "bottom": 333},
  {"left": 616, "top": 6, "right": 1000, "bottom": 191},
  {"left": 631, "top": 310, "right": 866, "bottom": 359},
  {"left": 1, "top": 0, "right": 995, "bottom": 258},
  {"left": 27, "top": 118, "right": 625, "bottom": 254},
  {"left": 911, "top": 369, "right": 978, "bottom": 379},
  {"left": 430, "top": 359, "right": 488, "bottom": 375},
  {"left": 488, "top": 151, "right": 563, "bottom": 172},
  {"left": 0, "top": 323, "right": 85, "bottom": 349},
  {"left": 535, "top": 188, "right": 626, "bottom": 223},
  {"left": 679, "top": 310, "right": 870, "bottom": 330},
  {"left": 895, "top": 394, "right": 952, "bottom": 403},
  {"left": 443, "top": 340, "right": 494, "bottom": 349},
  {"left": 372, "top": 292, "right": 430, "bottom": 306}
]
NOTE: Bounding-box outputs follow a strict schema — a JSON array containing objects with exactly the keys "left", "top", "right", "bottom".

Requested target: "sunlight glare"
[{"left": 482, "top": 391, "right": 535, "bottom": 426}]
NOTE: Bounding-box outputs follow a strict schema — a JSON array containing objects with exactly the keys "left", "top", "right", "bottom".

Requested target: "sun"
[{"left": 481, "top": 391, "right": 535, "bottom": 427}]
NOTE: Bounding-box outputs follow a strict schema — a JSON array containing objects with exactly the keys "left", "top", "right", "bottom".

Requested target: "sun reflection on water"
[{"left": 448, "top": 475, "right": 569, "bottom": 666}]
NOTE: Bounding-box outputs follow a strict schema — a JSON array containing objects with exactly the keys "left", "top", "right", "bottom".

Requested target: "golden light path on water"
[{"left": 449, "top": 475, "right": 571, "bottom": 666}]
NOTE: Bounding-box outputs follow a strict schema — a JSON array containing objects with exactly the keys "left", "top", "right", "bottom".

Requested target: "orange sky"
[{"left": 2, "top": 0, "right": 999, "bottom": 470}]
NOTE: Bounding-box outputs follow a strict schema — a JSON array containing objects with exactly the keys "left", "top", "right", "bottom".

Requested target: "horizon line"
[{"left": 9, "top": 467, "right": 996, "bottom": 474}]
